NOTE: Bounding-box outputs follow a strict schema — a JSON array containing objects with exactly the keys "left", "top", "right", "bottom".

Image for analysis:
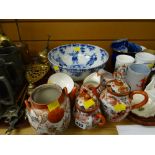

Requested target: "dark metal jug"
[{"left": 0, "top": 46, "right": 25, "bottom": 92}]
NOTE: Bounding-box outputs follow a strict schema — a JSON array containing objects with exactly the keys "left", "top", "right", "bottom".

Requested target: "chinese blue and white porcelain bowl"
[{"left": 48, "top": 44, "right": 109, "bottom": 81}]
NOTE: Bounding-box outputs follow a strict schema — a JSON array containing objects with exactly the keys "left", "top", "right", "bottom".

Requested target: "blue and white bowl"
[{"left": 48, "top": 43, "right": 109, "bottom": 81}]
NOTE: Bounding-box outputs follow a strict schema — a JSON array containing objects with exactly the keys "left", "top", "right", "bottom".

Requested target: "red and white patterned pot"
[{"left": 25, "top": 84, "right": 71, "bottom": 134}]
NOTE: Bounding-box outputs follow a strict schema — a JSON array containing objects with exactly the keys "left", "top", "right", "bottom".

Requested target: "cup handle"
[
  {"left": 130, "top": 90, "right": 149, "bottom": 110},
  {"left": 95, "top": 114, "right": 106, "bottom": 127},
  {"left": 25, "top": 99, "right": 31, "bottom": 111}
]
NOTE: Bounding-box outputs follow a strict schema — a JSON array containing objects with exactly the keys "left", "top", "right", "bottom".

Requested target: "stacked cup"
[
  {"left": 113, "top": 55, "right": 135, "bottom": 80},
  {"left": 114, "top": 54, "right": 152, "bottom": 91},
  {"left": 135, "top": 52, "right": 155, "bottom": 69}
]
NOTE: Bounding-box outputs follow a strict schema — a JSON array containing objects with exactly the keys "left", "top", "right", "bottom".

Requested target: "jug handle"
[
  {"left": 95, "top": 114, "right": 106, "bottom": 127},
  {"left": 0, "top": 77, "right": 14, "bottom": 105},
  {"left": 58, "top": 87, "right": 68, "bottom": 104},
  {"left": 130, "top": 90, "right": 149, "bottom": 110},
  {"left": 25, "top": 98, "right": 31, "bottom": 111},
  {"left": 69, "top": 86, "right": 78, "bottom": 100}
]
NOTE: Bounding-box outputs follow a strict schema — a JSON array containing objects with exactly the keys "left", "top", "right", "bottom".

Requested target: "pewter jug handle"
[{"left": 130, "top": 90, "right": 149, "bottom": 110}]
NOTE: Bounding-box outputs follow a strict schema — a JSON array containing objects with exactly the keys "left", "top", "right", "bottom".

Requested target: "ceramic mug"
[
  {"left": 126, "top": 64, "right": 151, "bottom": 91},
  {"left": 135, "top": 52, "right": 155, "bottom": 69},
  {"left": 113, "top": 55, "right": 135, "bottom": 80}
]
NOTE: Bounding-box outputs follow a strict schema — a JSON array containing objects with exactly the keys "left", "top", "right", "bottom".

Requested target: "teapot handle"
[
  {"left": 130, "top": 90, "right": 149, "bottom": 110},
  {"left": 95, "top": 114, "right": 106, "bottom": 127}
]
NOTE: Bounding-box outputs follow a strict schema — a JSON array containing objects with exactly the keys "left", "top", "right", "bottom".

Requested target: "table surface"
[{"left": 0, "top": 118, "right": 135, "bottom": 135}]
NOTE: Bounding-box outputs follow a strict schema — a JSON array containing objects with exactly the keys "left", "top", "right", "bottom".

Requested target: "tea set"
[
  {"left": 0, "top": 37, "right": 153, "bottom": 134},
  {"left": 22, "top": 42, "right": 155, "bottom": 134}
]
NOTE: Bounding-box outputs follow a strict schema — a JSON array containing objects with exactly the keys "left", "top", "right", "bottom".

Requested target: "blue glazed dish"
[
  {"left": 111, "top": 39, "right": 144, "bottom": 69},
  {"left": 48, "top": 43, "right": 109, "bottom": 81}
]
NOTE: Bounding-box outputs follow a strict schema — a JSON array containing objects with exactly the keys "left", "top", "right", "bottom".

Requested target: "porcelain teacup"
[{"left": 48, "top": 72, "right": 79, "bottom": 102}]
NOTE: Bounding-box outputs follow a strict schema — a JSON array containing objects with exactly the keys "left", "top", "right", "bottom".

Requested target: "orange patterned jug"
[{"left": 25, "top": 84, "right": 71, "bottom": 134}]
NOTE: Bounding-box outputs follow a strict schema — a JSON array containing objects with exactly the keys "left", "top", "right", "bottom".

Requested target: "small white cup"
[
  {"left": 83, "top": 72, "right": 100, "bottom": 87},
  {"left": 126, "top": 64, "right": 151, "bottom": 91},
  {"left": 135, "top": 52, "right": 155, "bottom": 69},
  {"left": 48, "top": 72, "right": 74, "bottom": 94},
  {"left": 114, "top": 55, "right": 135, "bottom": 79}
]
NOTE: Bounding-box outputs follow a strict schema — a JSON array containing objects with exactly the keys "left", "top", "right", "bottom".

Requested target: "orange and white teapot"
[
  {"left": 99, "top": 79, "right": 149, "bottom": 122},
  {"left": 74, "top": 82, "right": 106, "bottom": 130}
]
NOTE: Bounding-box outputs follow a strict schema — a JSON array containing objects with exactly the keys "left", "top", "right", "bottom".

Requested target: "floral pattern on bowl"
[{"left": 48, "top": 44, "right": 109, "bottom": 81}]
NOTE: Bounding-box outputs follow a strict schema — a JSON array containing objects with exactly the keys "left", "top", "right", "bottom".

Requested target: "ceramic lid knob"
[{"left": 107, "top": 79, "right": 130, "bottom": 96}]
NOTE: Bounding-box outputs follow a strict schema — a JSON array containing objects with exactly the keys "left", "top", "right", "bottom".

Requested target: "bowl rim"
[
  {"left": 48, "top": 43, "right": 109, "bottom": 71},
  {"left": 47, "top": 72, "right": 74, "bottom": 94}
]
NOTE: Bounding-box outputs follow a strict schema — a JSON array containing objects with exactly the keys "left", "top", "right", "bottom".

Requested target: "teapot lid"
[
  {"left": 106, "top": 79, "right": 130, "bottom": 96},
  {"left": 76, "top": 86, "right": 99, "bottom": 113}
]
